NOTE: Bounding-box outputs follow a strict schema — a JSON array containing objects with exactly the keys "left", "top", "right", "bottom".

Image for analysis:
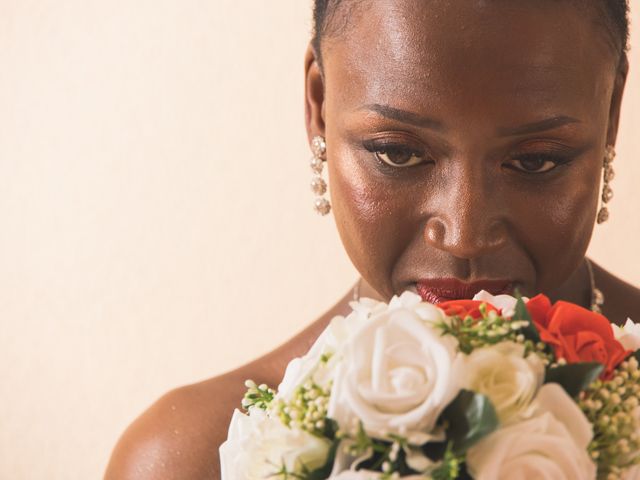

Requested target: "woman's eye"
[
  {"left": 372, "top": 146, "right": 426, "bottom": 168},
  {"left": 506, "top": 154, "right": 568, "bottom": 174}
]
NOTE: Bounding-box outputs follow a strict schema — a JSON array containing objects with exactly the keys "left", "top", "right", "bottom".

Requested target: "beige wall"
[{"left": 0, "top": 2, "right": 638, "bottom": 479}]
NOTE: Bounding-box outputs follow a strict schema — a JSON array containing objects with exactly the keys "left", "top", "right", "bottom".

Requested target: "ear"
[
  {"left": 304, "top": 43, "right": 326, "bottom": 144},
  {"left": 606, "top": 54, "right": 629, "bottom": 147}
]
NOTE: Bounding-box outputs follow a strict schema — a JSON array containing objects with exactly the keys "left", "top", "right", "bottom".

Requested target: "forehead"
[{"left": 322, "top": 0, "right": 615, "bottom": 122}]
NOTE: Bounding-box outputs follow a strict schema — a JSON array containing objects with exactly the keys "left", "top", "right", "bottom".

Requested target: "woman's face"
[{"left": 305, "top": 0, "right": 627, "bottom": 301}]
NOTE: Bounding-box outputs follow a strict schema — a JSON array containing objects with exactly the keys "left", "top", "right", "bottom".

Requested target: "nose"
[{"left": 423, "top": 176, "right": 509, "bottom": 259}]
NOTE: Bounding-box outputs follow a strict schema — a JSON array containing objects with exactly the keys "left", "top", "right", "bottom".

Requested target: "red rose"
[
  {"left": 437, "top": 299, "right": 500, "bottom": 319},
  {"left": 524, "top": 294, "right": 553, "bottom": 326},
  {"left": 526, "top": 294, "right": 629, "bottom": 378}
]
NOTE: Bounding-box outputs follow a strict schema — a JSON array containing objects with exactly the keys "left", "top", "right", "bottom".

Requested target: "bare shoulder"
[
  {"left": 594, "top": 261, "right": 640, "bottom": 324},
  {"left": 104, "top": 367, "right": 253, "bottom": 480},
  {"left": 103, "top": 284, "right": 356, "bottom": 480}
]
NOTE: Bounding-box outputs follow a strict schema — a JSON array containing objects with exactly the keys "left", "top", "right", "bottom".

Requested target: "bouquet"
[{"left": 219, "top": 290, "right": 640, "bottom": 479}]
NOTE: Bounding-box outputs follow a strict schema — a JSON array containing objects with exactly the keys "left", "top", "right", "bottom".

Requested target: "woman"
[{"left": 105, "top": 1, "right": 639, "bottom": 478}]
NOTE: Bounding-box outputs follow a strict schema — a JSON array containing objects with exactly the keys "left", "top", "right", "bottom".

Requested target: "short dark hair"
[{"left": 312, "top": 0, "right": 630, "bottom": 69}]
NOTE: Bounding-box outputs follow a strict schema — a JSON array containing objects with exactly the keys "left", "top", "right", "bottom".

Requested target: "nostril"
[
  {"left": 424, "top": 217, "right": 447, "bottom": 248},
  {"left": 486, "top": 221, "right": 509, "bottom": 249},
  {"left": 423, "top": 215, "right": 508, "bottom": 258}
]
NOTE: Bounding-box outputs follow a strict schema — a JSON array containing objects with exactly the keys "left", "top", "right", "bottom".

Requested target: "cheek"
[
  {"left": 327, "top": 144, "right": 415, "bottom": 297},
  {"left": 512, "top": 173, "right": 598, "bottom": 291}
]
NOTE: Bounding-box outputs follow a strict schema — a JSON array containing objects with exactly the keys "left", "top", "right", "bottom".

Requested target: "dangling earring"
[
  {"left": 597, "top": 145, "right": 616, "bottom": 224},
  {"left": 310, "top": 135, "right": 331, "bottom": 216}
]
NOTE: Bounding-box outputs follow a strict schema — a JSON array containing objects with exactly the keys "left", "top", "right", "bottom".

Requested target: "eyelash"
[
  {"left": 504, "top": 153, "right": 574, "bottom": 174},
  {"left": 363, "top": 141, "right": 574, "bottom": 175},
  {"left": 362, "top": 141, "right": 431, "bottom": 170}
]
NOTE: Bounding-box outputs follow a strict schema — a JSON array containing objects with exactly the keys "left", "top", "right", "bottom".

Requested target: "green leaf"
[
  {"left": 545, "top": 362, "right": 603, "bottom": 398},
  {"left": 632, "top": 349, "right": 640, "bottom": 364},
  {"left": 430, "top": 442, "right": 464, "bottom": 480},
  {"left": 321, "top": 418, "right": 339, "bottom": 441},
  {"left": 441, "top": 390, "right": 498, "bottom": 455},
  {"left": 513, "top": 292, "right": 540, "bottom": 343}
]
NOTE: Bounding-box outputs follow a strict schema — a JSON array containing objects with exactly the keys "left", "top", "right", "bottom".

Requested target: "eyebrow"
[
  {"left": 359, "top": 104, "right": 581, "bottom": 137},
  {"left": 358, "top": 103, "right": 445, "bottom": 131},
  {"left": 497, "top": 116, "right": 582, "bottom": 137}
]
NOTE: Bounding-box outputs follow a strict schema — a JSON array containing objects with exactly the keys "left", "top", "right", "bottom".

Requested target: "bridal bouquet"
[{"left": 220, "top": 291, "right": 640, "bottom": 479}]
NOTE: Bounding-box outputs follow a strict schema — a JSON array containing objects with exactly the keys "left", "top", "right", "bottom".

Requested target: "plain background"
[{"left": 0, "top": 1, "right": 638, "bottom": 478}]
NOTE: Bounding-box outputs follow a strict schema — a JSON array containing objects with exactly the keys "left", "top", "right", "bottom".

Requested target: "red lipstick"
[{"left": 416, "top": 278, "right": 513, "bottom": 304}]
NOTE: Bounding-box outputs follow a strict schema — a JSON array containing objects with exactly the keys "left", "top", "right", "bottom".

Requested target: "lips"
[{"left": 415, "top": 278, "right": 513, "bottom": 304}]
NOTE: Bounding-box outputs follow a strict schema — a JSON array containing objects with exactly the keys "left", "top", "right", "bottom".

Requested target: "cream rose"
[
  {"left": 327, "top": 291, "right": 461, "bottom": 441},
  {"left": 533, "top": 383, "right": 595, "bottom": 448},
  {"left": 466, "top": 383, "right": 595, "bottom": 479},
  {"left": 460, "top": 342, "right": 544, "bottom": 424},
  {"left": 612, "top": 318, "right": 640, "bottom": 351},
  {"left": 220, "top": 408, "right": 331, "bottom": 480}
]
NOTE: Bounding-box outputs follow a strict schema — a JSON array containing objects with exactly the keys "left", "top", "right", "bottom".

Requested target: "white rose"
[
  {"left": 472, "top": 290, "right": 528, "bottom": 318},
  {"left": 612, "top": 318, "right": 640, "bottom": 351},
  {"left": 330, "top": 470, "right": 383, "bottom": 479},
  {"left": 467, "top": 383, "right": 596, "bottom": 480},
  {"left": 328, "top": 291, "right": 461, "bottom": 441},
  {"left": 278, "top": 298, "right": 384, "bottom": 399},
  {"left": 388, "top": 290, "right": 446, "bottom": 324},
  {"left": 276, "top": 325, "right": 336, "bottom": 400},
  {"left": 219, "top": 408, "right": 331, "bottom": 480},
  {"left": 466, "top": 414, "right": 595, "bottom": 479},
  {"left": 533, "top": 383, "right": 594, "bottom": 449},
  {"left": 220, "top": 409, "right": 261, "bottom": 479},
  {"left": 460, "top": 342, "right": 544, "bottom": 424},
  {"left": 350, "top": 296, "right": 390, "bottom": 319}
]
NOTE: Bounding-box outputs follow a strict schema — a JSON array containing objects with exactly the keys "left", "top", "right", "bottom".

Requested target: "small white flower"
[
  {"left": 472, "top": 290, "right": 528, "bottom": 318},
  {"left": 327, "top": 291, "right": 462, "bottom": 440},
  {"left": 612, "top": 318, "right": 640, "bottom": 351},
  {"left": 403, "top": 444, "right": 437, "bottom": 473},
  {"left": 620, "top": 405, "right": 640, "bottom": 479},
  {"left": 459, "top": 342, "right": 544, "bottom": 424},
  {"left": 219, "top": 408, "right": 331, "bottom": 480}
]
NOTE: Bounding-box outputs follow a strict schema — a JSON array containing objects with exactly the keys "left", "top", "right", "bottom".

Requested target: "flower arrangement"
[{"left": 219, "top": 291, "right": 640, "bottom": 479}]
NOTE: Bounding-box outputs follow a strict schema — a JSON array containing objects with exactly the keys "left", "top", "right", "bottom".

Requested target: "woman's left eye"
[
  {"left": 505, "top": 154, "right": 569, "bottom": 174},
  {"left": 367, "top": 144, "right": 427, "bottom": 168}
]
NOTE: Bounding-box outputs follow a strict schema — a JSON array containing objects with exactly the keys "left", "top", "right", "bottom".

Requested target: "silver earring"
[
  {"left": 597, "top": 145, "right": 615, "bottom": 224},
  {"left": 310, "top": 135, "right": 331, "bottom": 216}
]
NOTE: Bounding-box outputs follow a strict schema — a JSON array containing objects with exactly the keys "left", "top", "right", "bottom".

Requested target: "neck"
[{"left": 357, "top": 277, "right": 386, "bottom": 302}]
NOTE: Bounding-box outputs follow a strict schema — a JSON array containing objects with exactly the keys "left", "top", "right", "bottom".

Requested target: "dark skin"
[{"left": 105, "top": 2, "right": 640, "bottom": 479}]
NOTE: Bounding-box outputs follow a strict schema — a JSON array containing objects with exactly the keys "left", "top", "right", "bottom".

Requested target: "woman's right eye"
[{"left": 366, "top": 144, "right": 428, "bottom": 168}]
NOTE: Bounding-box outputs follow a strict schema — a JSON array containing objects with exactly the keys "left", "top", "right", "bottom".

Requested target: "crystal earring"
[
  {"left": 597, "top": 145, "right": 616, "bottom": 224},
  {"left": 310, "top": 135, "right": 331, "bottom": 216}
]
